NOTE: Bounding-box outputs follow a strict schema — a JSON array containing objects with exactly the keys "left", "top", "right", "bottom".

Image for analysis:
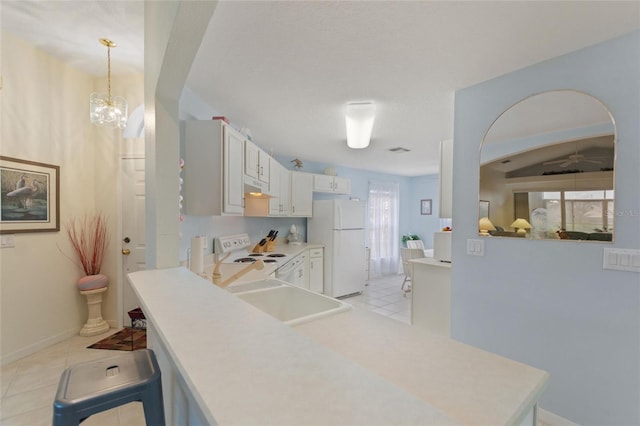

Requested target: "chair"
[
  {"left": 406, "top": 240, "right": 429, "bottom": 257},
  {"left": 400, "top": 248, "right": 426, "bottom": 292},
  {"left": 53, "top": 349, "right": 165, "bottom": 426}
]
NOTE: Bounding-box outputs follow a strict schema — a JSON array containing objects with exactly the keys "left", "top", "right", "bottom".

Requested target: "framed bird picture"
[{"left": 0, "top": 156, "right": 60, "bottom": 233}]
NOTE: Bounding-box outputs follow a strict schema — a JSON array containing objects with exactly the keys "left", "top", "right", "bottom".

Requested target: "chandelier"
[{"left": 89, "top": 38, "right": 127, "bottom": 129}]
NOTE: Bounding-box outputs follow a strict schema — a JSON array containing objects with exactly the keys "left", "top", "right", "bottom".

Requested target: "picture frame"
[
  {"left": 420, "top": 199, "right": 432, "bottom": 215},
  {"left": 479, "top": 200, "right": 490, "bottom": 219},
  {"left": 0, "top": 156, "right": 60, "bottom": 234}
]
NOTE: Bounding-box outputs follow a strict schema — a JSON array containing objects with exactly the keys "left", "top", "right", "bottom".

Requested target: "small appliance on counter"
[{"left": 287, "top": 224, "right": 302, "bottom": 245}]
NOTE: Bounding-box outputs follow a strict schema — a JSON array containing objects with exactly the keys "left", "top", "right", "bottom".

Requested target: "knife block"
[
  {"left": 251, "top": 243, "right": 264, "bottom": 253},
  {"left": 265, "top": 239, "right": 277, "bottom": 252}
]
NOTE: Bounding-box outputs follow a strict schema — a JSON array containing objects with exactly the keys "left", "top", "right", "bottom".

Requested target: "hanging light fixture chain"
[{"left": 106, "top": 43, "right": 112, "bottom": 102}]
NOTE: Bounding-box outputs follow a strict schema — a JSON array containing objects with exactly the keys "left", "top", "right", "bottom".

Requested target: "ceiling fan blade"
[
  {"left": 559, "top": 160, "right": 574, "bottom": 167},
  {"left": 581, "top": 159, "right": 602, "bottom": 164},
  {"left": 543, "top": 159, "right": 566, "bottom": 165}
]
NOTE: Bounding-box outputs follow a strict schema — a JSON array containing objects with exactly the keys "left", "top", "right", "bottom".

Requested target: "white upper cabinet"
[
  {"left": 290, "top": 171, "right": 313, "bottom": 217},
  {"left": 279, "top": 167, "right": 291, "bottom": 216},
  {"left": 313, "top": 174, "right": 351, "bottom": 195},
  {"left": 184, "top": 120, "right": 244, "bottom": 216},
  {"left": 244, "top": 140, "right": 270, "bottom": 184},
  {"left": 268, "top": 159, "right": 282, "bottom": 215}
]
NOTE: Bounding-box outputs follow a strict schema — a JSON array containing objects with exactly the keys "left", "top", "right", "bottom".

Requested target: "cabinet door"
[
  {"left": 309, "top": 252, "right": 324, "bottom": 293},
  {"left": 223, "top": 126, "right": 245, "bottom": 214},
  {"left": 258, "top": 150, "right": 270, "bottom": 184},
  {"left": 313, "top": 174, "right": 334, "bottom": 192},
  {"left": 332, "top": 177, "right": 351, "bottom": 194},
  {"left": 268, "top": 159, "right": 281, "bottom": 215},
  {"left": 439, "top": 139, "right": 453, "bottom": 218},
  {"left": 290, "top": 172, "right": 313, "bottom": 217},
  {"left": 280, "top": 169, "right": 291, "bottom": 216},
  {"left": 244, "top": 140, "right": 259, "bottom": 179}
]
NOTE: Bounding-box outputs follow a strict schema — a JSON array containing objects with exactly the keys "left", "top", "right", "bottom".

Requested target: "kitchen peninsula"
[{"left": 128, "top": 267, "right": 548, "bottom": 425}]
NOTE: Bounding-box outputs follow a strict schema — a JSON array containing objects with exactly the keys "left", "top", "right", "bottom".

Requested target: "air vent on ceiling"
[
  {"left": 389, "top": 147, "right": 410, "bottom": 153},
  {"left": 501, "top": 159, "right": 511, "bottom": 164}
]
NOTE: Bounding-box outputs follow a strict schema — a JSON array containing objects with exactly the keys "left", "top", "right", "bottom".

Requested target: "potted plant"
[
  {"left": 65, "top": 213, "right": 110, "bottom": 290},
  {"left": 402, "top": 234, "right": 420, "bottom": 244}
]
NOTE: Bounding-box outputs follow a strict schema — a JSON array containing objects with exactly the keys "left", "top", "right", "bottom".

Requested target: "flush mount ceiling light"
[
  {"left": 345, "top": 102, "right": 375, "bottom": 149},
  {"left": 90, "top": 38, "right": 128, "bottom": 129}
]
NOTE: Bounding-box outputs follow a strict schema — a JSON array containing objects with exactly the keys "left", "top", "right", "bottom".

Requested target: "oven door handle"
[{"left": 276, "top": 260, "right": 298, "bottom": 275}]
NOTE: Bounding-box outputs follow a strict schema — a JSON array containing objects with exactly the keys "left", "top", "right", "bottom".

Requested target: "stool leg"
[
  {"left": 53, "top": 405, "right": 80, "bottom": 426},
  {"left": 141, "top": 379, "right": 166, "bottom": 426}
]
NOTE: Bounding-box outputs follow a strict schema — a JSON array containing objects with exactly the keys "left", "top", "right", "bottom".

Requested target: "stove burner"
[
  {"left": 263, "top": 259, "right": 278, "bottom": 263},
  {"left": 267, "top": 253, "right": 286, "bottom": 258},
  {"left": 234, "top": 258, "right": 256, "bottom": 263},
  {"left": 248, "top": 253, "right": 264, "bottom": 257}
]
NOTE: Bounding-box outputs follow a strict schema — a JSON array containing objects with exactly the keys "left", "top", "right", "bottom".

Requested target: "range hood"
[{"left": 244, "top": 175, "right": 273, "bottom": 198}]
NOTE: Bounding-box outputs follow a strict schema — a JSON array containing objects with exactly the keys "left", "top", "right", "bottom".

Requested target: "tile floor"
[
  {"left": 343, "top": 273, "right": 412, "bottom": 324},
  {"left": 1, "top": 331, "right": 146, "bottom": 426}
]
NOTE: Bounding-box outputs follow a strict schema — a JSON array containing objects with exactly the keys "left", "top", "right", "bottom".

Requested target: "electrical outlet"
[{"left": 1, "top": 234, "right": 15, "bottom": 248}]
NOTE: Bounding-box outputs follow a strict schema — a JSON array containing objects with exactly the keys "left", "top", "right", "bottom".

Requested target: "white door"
[{"left": 121, "top": 157, "right": 146, "bottom": 326}]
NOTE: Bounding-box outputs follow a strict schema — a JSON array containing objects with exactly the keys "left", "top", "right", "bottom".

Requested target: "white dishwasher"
[{"left": 275, "top": 252, "right": 306, "bottom": 289}]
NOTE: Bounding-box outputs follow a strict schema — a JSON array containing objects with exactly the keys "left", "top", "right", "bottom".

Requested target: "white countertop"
[
  {"left": 129, "top": 267, "right": 548, "bottom": 425},
  {"left": 295, "top": 308, "right": 548, "bottom": 425},
  {"left": 129, "top": 267, "right": 456, "bottom": 425},
  {"left": 410, "top": 257, "right": 452, "bottom": 268}
]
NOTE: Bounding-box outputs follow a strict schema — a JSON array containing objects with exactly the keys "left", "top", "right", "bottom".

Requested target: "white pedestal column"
[{"left": 79, "top": 287, "right": 110, "bottom": 336}]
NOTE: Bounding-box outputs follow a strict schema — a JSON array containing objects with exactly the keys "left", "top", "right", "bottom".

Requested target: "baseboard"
[
  {"left": 107, "top": 319, "right": 119, "bottom": 328},
  {"left": 1, "top": 327, "right": 80, "bottom": 366},
  {"left": 538, "top": 408, "right": 579, "bottom": 426}
]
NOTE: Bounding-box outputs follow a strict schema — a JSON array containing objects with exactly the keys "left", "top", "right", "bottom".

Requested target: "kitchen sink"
[{"left": 235, "top": 282, "right": 351, "bottom": 326}]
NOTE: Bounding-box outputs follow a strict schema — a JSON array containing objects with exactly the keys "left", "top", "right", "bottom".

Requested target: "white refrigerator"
[{"left": 308, "top": 199, "right": 366, "bottom": 298}]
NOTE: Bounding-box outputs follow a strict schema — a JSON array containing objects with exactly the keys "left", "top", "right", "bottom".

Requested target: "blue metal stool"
[{"left": 53, "top": 349, "right": 165, "bottom": 426}]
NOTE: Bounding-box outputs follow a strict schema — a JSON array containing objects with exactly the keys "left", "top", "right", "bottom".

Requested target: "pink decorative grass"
[{"left": 66, "top": 213, "right": 110, "bottom": 276}]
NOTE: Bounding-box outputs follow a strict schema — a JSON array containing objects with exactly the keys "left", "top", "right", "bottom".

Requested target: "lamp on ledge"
[
  {"left": 478, "top": 217, "right": 496, "bottom": 236},
  {"left": 510, "top": 218, "right": 532, "bottom": 234}
]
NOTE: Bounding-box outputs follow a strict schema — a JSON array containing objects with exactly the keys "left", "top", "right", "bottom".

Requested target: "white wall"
[
  {"left": 0, "top": 32, "right": 137, "bottom": 362},
  {"left": 452, "top": 31, "right": 640, "bottom": 425}
]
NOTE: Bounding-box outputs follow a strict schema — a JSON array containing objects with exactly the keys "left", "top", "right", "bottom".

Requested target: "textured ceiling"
[{"left": 3, "top": 1, "right": 639, "bottom": 176}]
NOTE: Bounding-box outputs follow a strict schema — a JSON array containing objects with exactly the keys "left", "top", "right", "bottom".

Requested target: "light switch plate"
[
  {"left": 466, "top": 239, "right": 484, "bottom": 256},
  {"left": 1, "top": 234, "right": 15, "bottom": 248},
  {"left": 603, "top": 248, "right": 640, "bottom": 272}
]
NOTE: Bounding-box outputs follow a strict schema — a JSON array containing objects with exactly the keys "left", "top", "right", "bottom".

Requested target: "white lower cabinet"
[{"left": 308, "top": 248, "right": 324, "bottom": 293}]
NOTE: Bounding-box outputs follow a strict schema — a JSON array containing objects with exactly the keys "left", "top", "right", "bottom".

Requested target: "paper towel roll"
[{"left": 190, "top": 236, "right": 204, "bottom": 274}]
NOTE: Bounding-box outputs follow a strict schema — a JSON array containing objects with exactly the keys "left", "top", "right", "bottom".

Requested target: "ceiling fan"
[{"left": 543, "top": 153, "right": 604, "bottom": 168}]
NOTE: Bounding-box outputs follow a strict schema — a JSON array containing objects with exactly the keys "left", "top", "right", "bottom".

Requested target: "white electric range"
[{"left": 214, "top": 233, "right": 291, "bottom": 267}]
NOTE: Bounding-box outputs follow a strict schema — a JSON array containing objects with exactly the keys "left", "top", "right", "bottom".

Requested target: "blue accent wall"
[{"left": 452, "top": 31, "right": 640, "bottom": 424}]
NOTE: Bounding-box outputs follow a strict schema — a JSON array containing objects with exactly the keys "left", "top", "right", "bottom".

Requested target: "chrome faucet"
[{"left": 212, "top": 253, "right": 265, "bottom": 288}]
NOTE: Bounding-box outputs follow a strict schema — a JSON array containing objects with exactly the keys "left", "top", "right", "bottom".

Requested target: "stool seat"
[{"left": 53, "top": 349, "right": 165, "bottom": 426}]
